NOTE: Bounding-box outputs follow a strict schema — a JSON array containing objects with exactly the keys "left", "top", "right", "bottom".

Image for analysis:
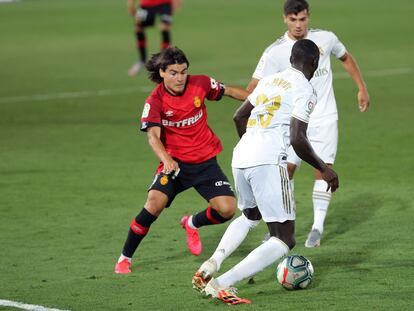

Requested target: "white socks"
[
  {"left": 312, "top": 179, "right": 332, "bottom": 234},
  {"left": 216, "top": 237, "right": 289, "bottom": 288},
  {"left": 211, "top": 214, "right": 259, "bottom": 271},
  {"left": 118, "top": 254, "right": 131, "bottom": 263}
]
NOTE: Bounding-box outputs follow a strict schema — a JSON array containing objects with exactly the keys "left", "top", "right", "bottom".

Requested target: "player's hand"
[
  {"left": 321, "top": 166, "right": 339, "bottom": 193},
  {"left": 127, "top": 5, "right": 136, "bottom": 17},
  {"left": 358, "top": 88, "right": 370, "bottom": 112},
  {"left": 162, "top": 159, "right": 180, "bottom": 177}
]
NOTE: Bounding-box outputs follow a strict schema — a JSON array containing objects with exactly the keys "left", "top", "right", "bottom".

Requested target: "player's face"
[
  {"left": 284, "top": 10, "right": 309, "bottom": 40},
  {"left": 160, "top": 63, "right": 188, "bottom": 95}
]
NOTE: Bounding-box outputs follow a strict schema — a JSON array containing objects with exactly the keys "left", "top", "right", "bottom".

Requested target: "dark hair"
[
  {"left": 145, "top": 46, "right": 190, "bottom": 83},
  {"left": 283, "top": 0, "right": 309, "bottom": 15},
  {"left": 290, "top": 39, "right": 319, "bottom": 66}
]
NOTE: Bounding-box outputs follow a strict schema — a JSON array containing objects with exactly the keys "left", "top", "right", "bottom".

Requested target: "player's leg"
[
  {"left": 263, "top": 152, "right": 300, "bottom": 242},
  {"left": 158, "top": 4, "right": 173, "bottom": 50},
  {"left": 205, "top": 164, "right": 294, "bottom": 300},
  {"left": 115, "top": 171, "right": 178, "bottom": 273},
  {"left": 192, "top": 167, "right": 260, "bottom": 290},
  {"left": 181, "top": 159, "right": 235, "bottom": 256},
  {"left": 128, "top": 6, "right": 153, "bottom": 76},
  {"left": 305, "top": 121, "right": 338, "bottom": 247},
  {"left": 115, "top": 190, "right": 166, "bottom": 273}
]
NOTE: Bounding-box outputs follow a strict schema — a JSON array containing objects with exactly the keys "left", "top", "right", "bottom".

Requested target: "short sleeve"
[
  {"left": 292, "top": 88, "right": 317, "bottom": 123},
  {"left": 140, "top": 97, "right": 162, "bottom": 131},
  {"left": 252, "top": 52, "right": 280, "bottom": 80},
  {"left": 205, "top": 76, "right": 225, "bottom": 101},
  {"left": 330, "top": 32, "right": 347, "bottom": 59}
]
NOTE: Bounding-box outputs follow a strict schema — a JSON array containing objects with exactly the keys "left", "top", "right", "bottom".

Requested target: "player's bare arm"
[
  {"left": 146, "top": 126, "right": 179, "bottom": 174},
  {"left": 127, "top": 0, "right": 137, "bottom": 16},
  {"left": 290, "top": 117, "right": 339, "bottom": 192},
  {"left": 246, "top": 78, "right": 260, "bottom": 93},
  {"left": 233, "top": 99, "right": 254, "bottom": 138},
  {"left": 339, "top": 52, "right": 370, "bottom": 112},
  {"left": 224, "top": 86, "right": 250, "bottom": 101}
]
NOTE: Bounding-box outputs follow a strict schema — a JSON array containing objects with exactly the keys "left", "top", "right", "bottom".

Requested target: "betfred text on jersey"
[{"left": 162, "top": 110, "right": 203, "bottom": 127}]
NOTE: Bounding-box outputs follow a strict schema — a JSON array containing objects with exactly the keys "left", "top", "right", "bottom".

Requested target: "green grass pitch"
[{"left": 0, "top": 0, "right": 413, "bottom": 310}]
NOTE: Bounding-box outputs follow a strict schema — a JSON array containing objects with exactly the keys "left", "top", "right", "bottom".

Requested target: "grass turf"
[{"left": 0, "top": 0, "right": 413, "bottom": 310}]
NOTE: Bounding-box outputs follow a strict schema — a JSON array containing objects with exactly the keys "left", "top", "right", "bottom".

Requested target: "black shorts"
[
  {"left": 137, "top": 3, "right": 173, "bottom": 27},
  {"left": 148, "top": 157, "right": 235, "bottom": 207}
]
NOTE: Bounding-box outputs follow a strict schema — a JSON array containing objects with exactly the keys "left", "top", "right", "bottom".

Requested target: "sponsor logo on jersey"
[
  {"left": 210, "top": 78, "right": 218, "bottom": 89},
  {"left": 215, "top": 180, "right": 231, "bottom": 187},
  {"left": 318, "top": 47, "right": 325, "bottom": 56},
  {"left": 142, "top": 103, "right": 151, "bottom": 118},
  {"left": 313, "top": 67, "right": 329, "bottom": 78},
  {"left": 160, "top": 175, "right": 169, "bottom": 186},
  {"left": 162, "top": 110, "right": 203, "bottom": 127},
  {"left": 194, "top": 96, "right": 201, "bottom": 108}
]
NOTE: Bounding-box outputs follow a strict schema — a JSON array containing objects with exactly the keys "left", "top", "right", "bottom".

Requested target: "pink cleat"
[
  {"left": 114, "top": 258, "right": 131, "bottom": 274},
  {"left": 180, "top": 215, "right": 202, "bottom": 256}
]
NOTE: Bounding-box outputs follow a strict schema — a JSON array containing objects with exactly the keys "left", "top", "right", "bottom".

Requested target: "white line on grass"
[
  {"left": 0, "top": 67, "right": 411, "bottom": 104},
  {"left": 0, "top": 299, "right": 70, "bottom": 311}
]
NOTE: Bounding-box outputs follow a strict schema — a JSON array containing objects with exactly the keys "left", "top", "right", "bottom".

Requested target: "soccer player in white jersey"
[
  {"left": 247, "top": 0, "right": 370, "bottom": 247},
  {"left": 191, "top": 39, "right": 339, "bottom": 305}
]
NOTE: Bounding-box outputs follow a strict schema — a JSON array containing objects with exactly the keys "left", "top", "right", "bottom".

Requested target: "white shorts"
[
  {"left": 232, "top": 164, "right": 295, "bottom": 223},
  {"left": 288, "top": 119, "right": 338, "bottom": 167}
]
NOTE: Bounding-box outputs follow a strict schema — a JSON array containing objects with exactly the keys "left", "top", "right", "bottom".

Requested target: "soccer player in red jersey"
[
  {"left": 127, "top": 0, "right": 182, "bottom": 76},
  {"left": 115, "top": 46, "right": 249, "bottom": 274}
]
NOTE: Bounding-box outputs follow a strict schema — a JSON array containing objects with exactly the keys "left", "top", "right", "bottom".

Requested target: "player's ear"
[{"left": 159, "top": 68, "right": 166, "bottom": 79}]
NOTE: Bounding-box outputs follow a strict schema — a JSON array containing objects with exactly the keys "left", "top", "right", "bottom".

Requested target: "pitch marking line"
[
  {"left": 0, "top": 67, "right": 411, "bottom": 104},
  {"left": 0, "top": 299, "right": 70, "bottom": 311}
]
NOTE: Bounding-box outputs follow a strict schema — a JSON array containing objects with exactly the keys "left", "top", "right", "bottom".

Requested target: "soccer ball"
[{"left": 276, "top": 255, "right": 314, "bottom": 290}]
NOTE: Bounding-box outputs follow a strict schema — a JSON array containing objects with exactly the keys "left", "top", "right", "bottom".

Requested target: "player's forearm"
[
  {"left": 233, "top": 99, "right": 254, "bottom": 138},
  {"left": 246, "top": 78, "right": 259, "bottom": 93},
  {"left": 341, "top": 53, "right": 367, "bottom": 91},
  {"left": 224, "top": 86, "right": 250, "bottom": 101},
  {"left": 127, "top": 0, "right": 136, "bottom": 15},
  {"left": 290, "top": 119, "right": 327, "bottom": 172},
  {"left": 147, "top": 130, "right": 173, "bottom": 164}
]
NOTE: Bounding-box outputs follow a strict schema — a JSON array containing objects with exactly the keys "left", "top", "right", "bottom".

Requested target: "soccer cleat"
[
  {"left": 192, "top": 258, "right": 218, "bottom": 291},
  {"left": 305, "top": 228, "right": 321, "bottom": 248},
  {"left": 114, "top": 258, "right": 131, "bottom": 274},
  {"left": 218, "top": 289, "right": 252, "bottom": 305},
  {"left": 180, "top": 215, "right": 202, "bottom": 256},
  {"left": 128, "top": 62, "right": 144, "bottom": 76}
]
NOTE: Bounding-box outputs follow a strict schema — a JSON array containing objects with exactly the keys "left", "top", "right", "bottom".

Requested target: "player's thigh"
[
  {"left": 137, "top": 6, "right": 156, "bottom": 27},
  {"left": 248, "top": 164, "right": 295, "bottom": 223},
  {"left": 157, "top": 3, "right": 173, "bottom": 25},
  {"left": 232, "top": 167, "right": 256, "bottom": 211},
  {"left": 308, "top": 120, "right": 338, "bottom": 165}
]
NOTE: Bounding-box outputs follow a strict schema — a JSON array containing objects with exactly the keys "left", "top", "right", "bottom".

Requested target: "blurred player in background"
[
  {"left": 115, "top": 46, "right": 249, "bottom": 274},
  {"left": 127, "top": 0, "right": 182, "bottom": 76},
  {"left": 192, "top": 39, "right": 339, "bottom": 305},
  {"left": 247, "top": 0, "right": 370, "bottom": 247}
]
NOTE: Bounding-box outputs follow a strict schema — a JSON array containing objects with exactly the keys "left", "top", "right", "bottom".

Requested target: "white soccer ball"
[{"left": 276, "top": 255, "right": 314, "bottom": 290}]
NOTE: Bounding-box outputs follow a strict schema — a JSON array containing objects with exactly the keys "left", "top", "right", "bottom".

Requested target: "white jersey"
[
  {"left": 232, "top": 67, "right": 317, "bottom": 168},
  {"left": 252, "top": 29, "right": 346, "bottom": 126}
]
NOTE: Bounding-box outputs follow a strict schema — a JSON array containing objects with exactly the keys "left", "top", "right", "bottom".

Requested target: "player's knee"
[
  {"left": 241, "top": 214, "right": 260, "bottom": 229},
  {"left": 282, "top": 236, "right": 296, "bottom": 250},
  {"left": 144, "top": 193, "right": 167, "bottom": 216},
  {"left": 217, "top": 205, "right": 236, "bottom": 219}
]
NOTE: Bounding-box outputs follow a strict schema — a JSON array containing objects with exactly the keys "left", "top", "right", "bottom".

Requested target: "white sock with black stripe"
[{"left": 312, "top": 179, "right": 332, "bottom": 234}]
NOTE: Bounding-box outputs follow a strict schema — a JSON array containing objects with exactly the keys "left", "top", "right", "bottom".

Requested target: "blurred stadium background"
[{"left": 0, "top": 0, "right": 413, "bottom": 310}]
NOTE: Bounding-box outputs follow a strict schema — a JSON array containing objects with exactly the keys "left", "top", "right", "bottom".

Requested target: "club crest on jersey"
[
  {"left": 307, "top": 101, "right": 315, "bottom": 112},
  {"left": 194, "top": 96, "right": 201, "bottom": 108},
  {"left": 160, "top": 175, "right": 169, "bottom": 186}
]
